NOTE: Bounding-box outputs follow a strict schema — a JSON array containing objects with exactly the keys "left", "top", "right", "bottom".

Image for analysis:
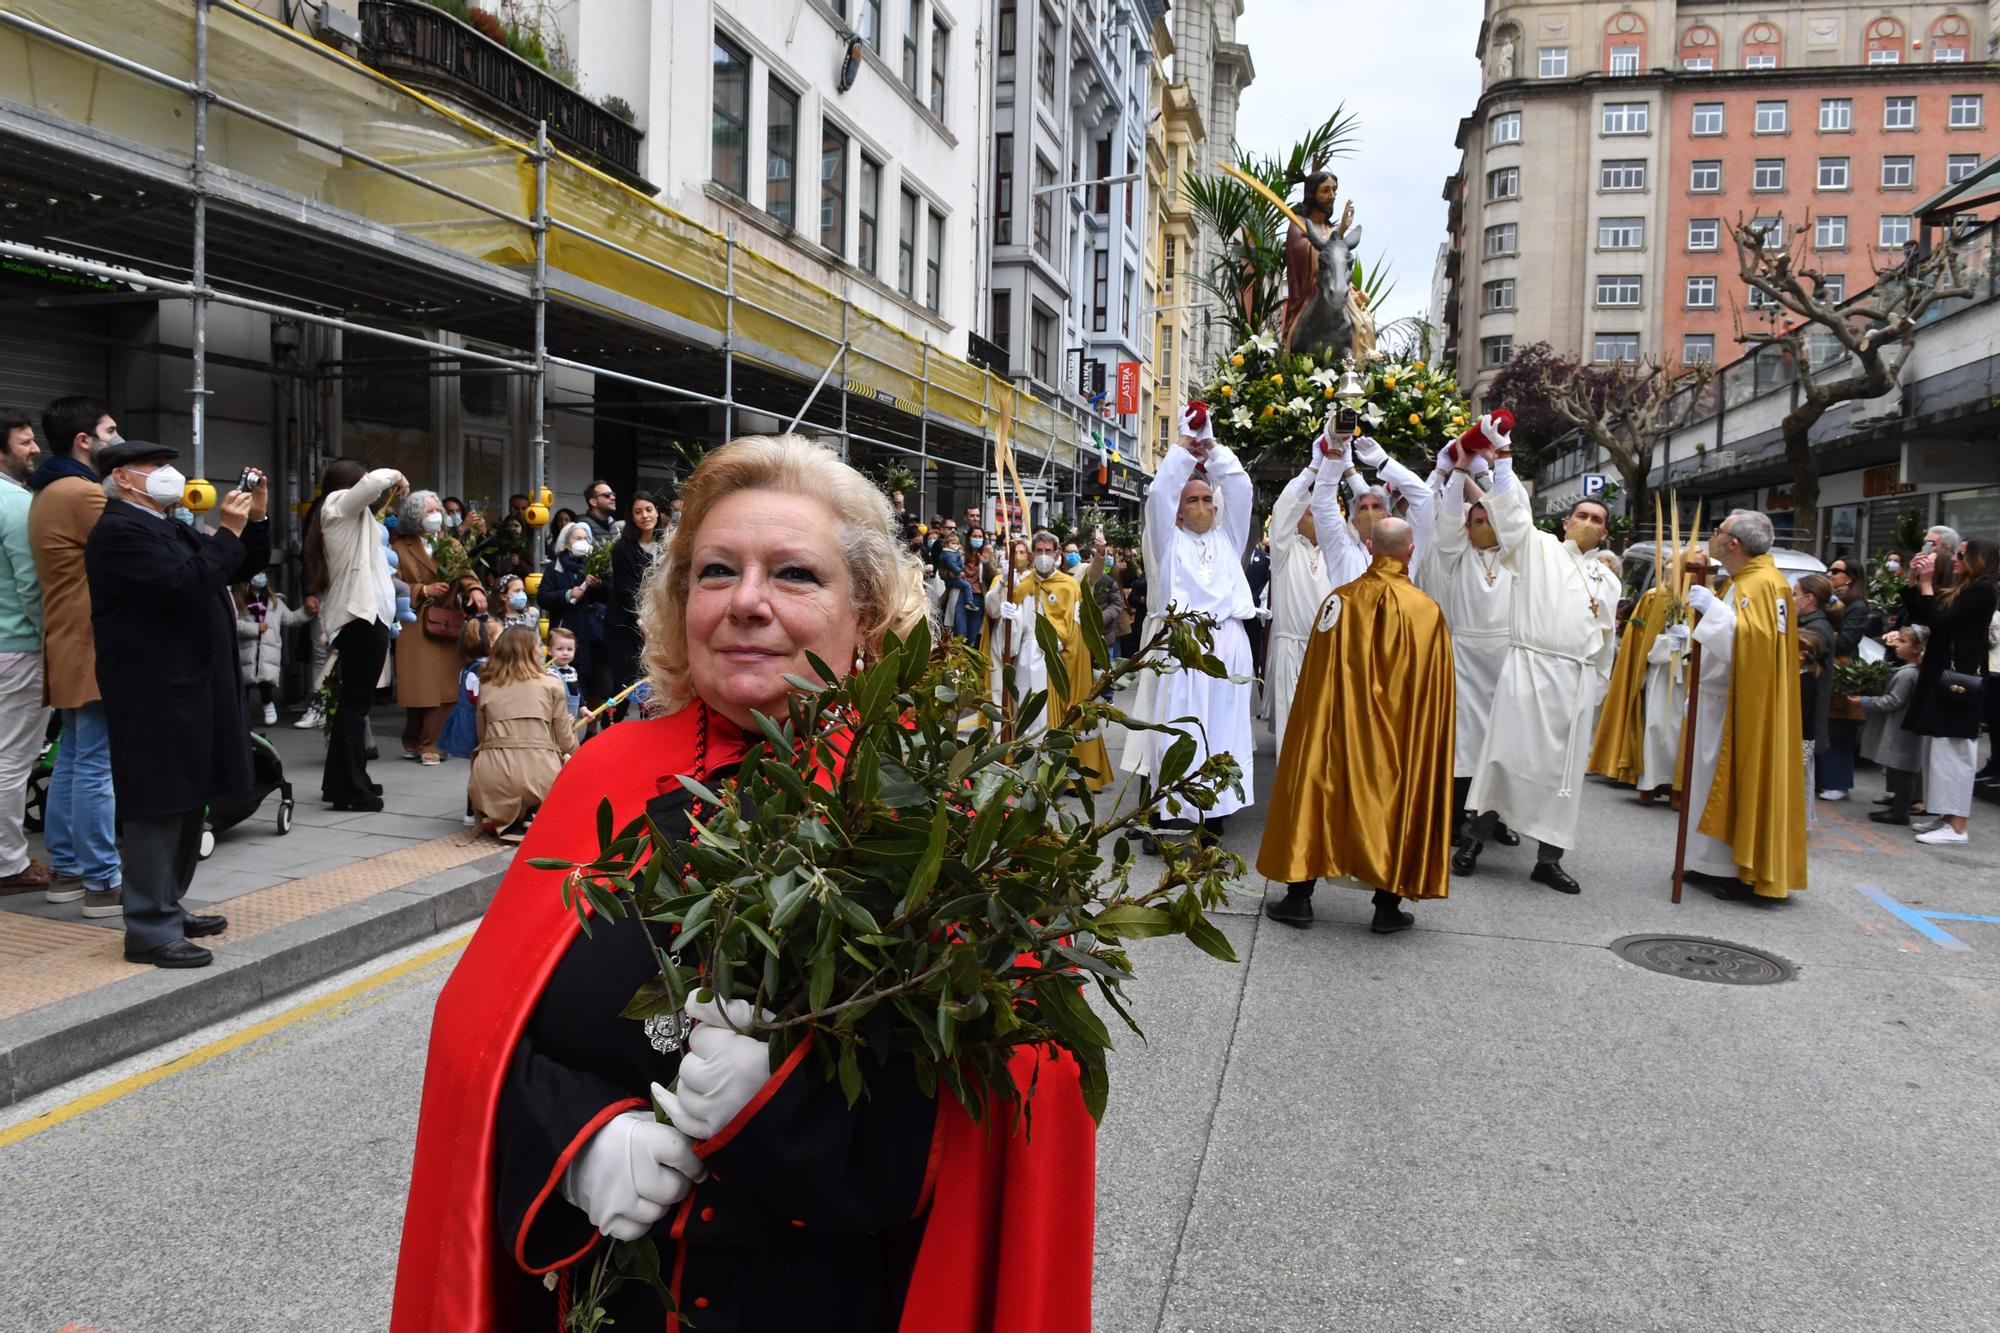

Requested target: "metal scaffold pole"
[
  {"left": 190, "top": 0, "right": 209, "bottom": 477},
  {"left": 839, "top": 299, "right": 850, "bottom": 460},
  {"left": 531, "top": 119, "right": 549, "bottom": 515},
  {"left": 723, "top": 227, "right": 736, "bottom": 442},
  {"left": 918, "top": 341, "right": 931, "bottom": 508}
]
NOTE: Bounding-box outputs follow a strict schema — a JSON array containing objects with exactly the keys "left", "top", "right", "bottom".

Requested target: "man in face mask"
[
  {"left": 980, "top": 529, "right": 1112, "bottom": 791},
  {"left": 84, "top": 439, "right": 270, "bottom": 967}
]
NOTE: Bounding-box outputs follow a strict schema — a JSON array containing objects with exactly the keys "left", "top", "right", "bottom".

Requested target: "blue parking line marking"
[
  {"left": 1854, "top": 884, "right": 1976, "bottom": 952},
  {"left": 1919, "top": 911, "right": 2000, "bottom": 925}
]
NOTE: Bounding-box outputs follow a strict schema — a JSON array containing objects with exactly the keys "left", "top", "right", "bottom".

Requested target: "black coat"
[
  {"left": 85, "top": 505, "right": 270, "bottom": 819},
  {"left": 1797, "top": 607, "right": 1835, "bottom": 749},
  {"left": 1831, "top": 595, "right": 1886, "bottom": 658},
  {"left": 1903, "top": 578, "right": 1998, "bottom": 740}
]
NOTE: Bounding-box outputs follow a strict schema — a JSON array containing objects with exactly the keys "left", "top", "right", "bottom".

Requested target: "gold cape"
[
  {"left": 1589, "top": 586, "right": 1669, "bottom": 785},
  {"left": 980, "top": 569, "right": 1111, "bottom": 791},
  {"left": 1255, "top": 556, "right": 1456, "bottom": 899},
  {"left": 1697, "top": 555, "right": 1808, "bottom": 898}
]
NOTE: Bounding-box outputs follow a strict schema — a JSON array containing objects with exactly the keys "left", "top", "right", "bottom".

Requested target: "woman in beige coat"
[
  {"left": 391, "top": 489, "right": 485, "bottom": 763},
  {"left": 467, "top": 625, "right": 575, "bottom": 840}
]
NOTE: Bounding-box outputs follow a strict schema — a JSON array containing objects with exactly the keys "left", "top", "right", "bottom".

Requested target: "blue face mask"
[
  {"left": 969, "top": 537, "right": 985, "bottom": 550},
  {"left": 507, "top": 591, "right": 528, "bottom": 611},
  {"left": 1064, "top": 552, "right": 1082, "bottom": 569},
  {"left": 250, "top": 574, "right": 268, "bottom": 590},
  {"left": 172, "top": 507, "right": 195, "bottom": 526},
  {"left": 383, "top": 513, "right": 398, "bottom": 530}
]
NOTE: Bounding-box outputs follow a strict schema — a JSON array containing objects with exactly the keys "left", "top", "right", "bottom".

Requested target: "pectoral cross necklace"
[{"left": 1473, "top": 547, "right": 1500, "bottom": 588}]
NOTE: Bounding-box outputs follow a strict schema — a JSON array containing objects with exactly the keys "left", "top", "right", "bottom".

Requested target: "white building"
[{"left": 1169, "top": 0, "right": 1254, "bottom": 369}]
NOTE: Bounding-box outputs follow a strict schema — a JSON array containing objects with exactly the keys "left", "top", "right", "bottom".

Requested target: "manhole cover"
[{"left": 1609, "top": 935, "right": 1796, "bottom": 985}]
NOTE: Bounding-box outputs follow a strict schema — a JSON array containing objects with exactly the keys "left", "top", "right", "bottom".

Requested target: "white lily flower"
[{"left": 1230, "top": 407, "right": 1253, "bottom": 429}]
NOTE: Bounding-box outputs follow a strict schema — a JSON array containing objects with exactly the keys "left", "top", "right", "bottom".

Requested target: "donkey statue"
[{"left": 1285, "top": 219, "right": 1363, "bottom": 365}]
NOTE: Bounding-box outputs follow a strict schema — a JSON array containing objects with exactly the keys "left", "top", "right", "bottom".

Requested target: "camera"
[
  {"left": 1335, "top": 407, "right": 1359, "bottom": 435},
  {"left": 237, "top": 466, "right": 265, "bottom": 492}
]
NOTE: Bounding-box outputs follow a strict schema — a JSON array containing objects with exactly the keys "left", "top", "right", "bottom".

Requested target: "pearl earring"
[{"left": 853, "top": 647, "right": 867, "bottom": 673}]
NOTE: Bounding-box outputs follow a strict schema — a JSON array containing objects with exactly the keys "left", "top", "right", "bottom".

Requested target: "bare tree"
[
  {"left": 1730, "top": 215, "right": 1973, "bottom": 546},
  {"left": 1534, "top": 355, "right": 1715, "bottom": 531}
]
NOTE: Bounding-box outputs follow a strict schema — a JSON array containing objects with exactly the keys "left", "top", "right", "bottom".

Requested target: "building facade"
[
  {"left": 1146, "top": 71, "right": 1208, "bottom": 469},
  {"left": 1169, "top": 0, "right": 1255, "bottom": 370},
  {"left": 1442, "top": 0, "right": 1999, "bottom": 400}
]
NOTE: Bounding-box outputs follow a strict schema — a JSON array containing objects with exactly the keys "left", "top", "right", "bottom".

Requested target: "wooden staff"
[
  {"left": 1668, "top": 504, "right": 1705, "bottom": 905},
  {"left": 574, "top": 679, "right": 643, "bottom": 730}
]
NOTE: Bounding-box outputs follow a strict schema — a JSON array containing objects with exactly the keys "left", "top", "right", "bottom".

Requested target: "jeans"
[
  {"left": 0, "top": 654, "right": 47, "bottom": 876},
  {"left": 46, "top": 700, "right": 120, "bottom": 890}
]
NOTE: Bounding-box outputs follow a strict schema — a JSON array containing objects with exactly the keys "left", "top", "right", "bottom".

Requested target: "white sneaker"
[
  {"left": 1916, "top": 825, "right": 1968, "bottom": 846},
  {"left": 261, "top": 702, "right": 279, "bottom": 725},
  {"left": 293, "top": 706, "right": 324, "bottom": 730},
  {"left": 1911, "top": 816, "right": 1944, "bottom": 834},
  {"left": 1817, "top": 789, "right": 1847, "bottom": 801}
]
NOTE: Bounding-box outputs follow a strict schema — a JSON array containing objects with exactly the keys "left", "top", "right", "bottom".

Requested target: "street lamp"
[{"left": 1030, "top": 170, "right": 1143, "bottom": 197}]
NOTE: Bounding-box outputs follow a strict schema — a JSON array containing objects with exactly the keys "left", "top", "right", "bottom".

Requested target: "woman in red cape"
[{"left": 391, "top": 436, "right": 1094, "bottom": 1332}]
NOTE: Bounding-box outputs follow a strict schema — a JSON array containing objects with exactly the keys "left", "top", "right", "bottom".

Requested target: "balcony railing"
[{"left": 358, "top": 0, "right": 644, "bottom": 185}]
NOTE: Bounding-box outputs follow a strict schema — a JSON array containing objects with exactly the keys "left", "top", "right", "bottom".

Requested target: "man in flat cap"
[{"left": 85, "top": 441, "right": 269, "bottom": 967}]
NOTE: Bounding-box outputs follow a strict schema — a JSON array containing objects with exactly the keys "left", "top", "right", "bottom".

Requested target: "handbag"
[
  {"left": 1939, "top": 668, "right": 1986, "bottom": 703},
  {"left": 422, "top": 601, "right": 467, "bottom": 643}
]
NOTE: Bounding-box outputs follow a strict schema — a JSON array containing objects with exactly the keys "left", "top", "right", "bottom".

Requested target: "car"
[{"left": 1619, "top": 540, "right": 1826, "bottom": 600}]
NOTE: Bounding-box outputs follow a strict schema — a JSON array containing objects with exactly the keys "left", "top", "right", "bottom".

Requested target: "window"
[
  {"left": 1683, "top": 334, "right": 1716, "bottom": 365},
  {"left": 1609, "top": 45, "right": 1640, "bottom": 76},
  {"left": 1597, "top": 274, "right": 1642, "bottom": 306},
  {"left": 1821, "top": 274, "right": 1845, "bottom": 304},
  {"left": 1490, "top": 111, "right": 1521, "bottom": 145},
  {"left": 1484, "top": 278, "right": 1516, "bottom": 311},
  {"left": 1690, "top": 160, "right": 1721, "bottom": 192},
  {"left": 1683, "top": 56, "right": 1714, "bottom": 71},
  {"left": 1124, "top": 149, "right": 1136, "bottom": 227},
  {"left": 1688, "top": 217, "right": 1720, "bottom": 249},
  {"left": 1487, "top": 167, "right": 1520, "bottom": 201},
  {"left": 897, "top": 187, "right": 917, "bottom": 297},
  {"left": 1815, "top": 214, "right": 1847, "bottom": 248},
  {"left": 1484, "top": 222, "right": 1519, "bottom": 256},
  {"left": 1594, "top": 332, "right": 1640, "bottom": 362},
  {"left": 1030, "top": 302, "right": 1053, "bottom": 383},
  {"left": 1036, "top": 11, "right": 1057, "bottom": 105},
  {"left": 1600, "top": 159, "right": 1646, "bottom": 190},
  {"left": 1481, "top": 335, "right": 1514, "bottom": 368},
  {"left": 902, "top": 0, "right": 922, "bottom": 94},
  {"left": 1685, "top": 275, "right": 1717, "bottom": 308},
  {"left": 992, "top": 133, "right": 1013, "bottom": 244},
  {"left": 1820, "top": 98, "right": 1852, "bottom": 132},
  {"left": 1159, "top": 323, "right": 1173, "bottom": 387},
  {"left": 1868, "top": 46, "right": 1901, "bottom": 65},
  {"left": 1755, "top": 100, "right": 1788, "bottom": 134},
  {"left": 1948, "top": 154, "right": 1979, "bottom": 185},
  {"left": 710, "top": 34, "right": 750, "bottom": 195},
  {"left": 1032, "top": 157, "right": 1054, "bottom": 259},
  {"left": 1950, "top": 94, "right": 1984, "bottom": 128},
  {"left": 1884, "top": 96, "right": 1916, "bottom": 130},
  {"left": 1934, "top": 45, "right": 1967, "bottom": 63},
  {"left": 1163, "top": 236, "right": 1176, "bottom": 296},
  {"left": 1752, "top": 158, "right": 1785, "bottom": 191},
  {"left": 1091, "top": 138, "right": 1112, "bottom": 214},
  {"left": 1691, "top": 102, "right": 1723, "bottom": 135},
  {"left": 1879, "top": 214, "right": 1911, "bottom": 247},
  {"left": 1881, "top": 155, "right": 1913, "bottom": 189},
  {"left": 1091, "top": 248, "right": 1108, "bottom": 330},
  {"left": 820, "top": 125, "right": 848, "bottom": 255},
  {"left": 1817, "top": 157, "right": 1848, "bottom": 190},
  {"left": 1539, "top": 46, "right": 1568, "bottom": 77},
  {"left": 766, "top": 78, "right": 799, "bottom": 225},
  {"left": 858, "top": 154, "right": 881, "bottom": 273},
  {"left": 1598, "top": 216, "right": 1644, "bottom": 248},
  {"left": 925, "top": 208, "right": 943, "bottom": 312},
  {"left": 1744, "top": 53, "right": 1777, "bottom": 70},
  {"left": 929, "top": 18, "right": 948, "bottom": 119},
  {"left": 1602, "top": 102, "right": 1649, "bottom": 134},
  {"left": 1121, "top": 264, "right": 1134, "bottom": 335},
  {"left": 1746, "top": 284, "right": 1774, "bottom": 309},
  {"left": 990, "top": 290, "right": 1011, "bottom": 354},
  {"left": 1751, "top": 216, "right": 1783, "bottom": 248},
  {"left": 996, "top": 0, "right": 1014, "bottom": 56},
  {"left": 858, "top": 0, "right": 881, "bottom": 51}
]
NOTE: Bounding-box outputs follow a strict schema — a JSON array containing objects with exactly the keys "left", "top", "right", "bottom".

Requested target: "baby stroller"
[
  {"left": 199, "top": 731, "right": 295, "bottom": 859},
  {"left": 22, "top": 718, "right": 57, "bottom": 833}
]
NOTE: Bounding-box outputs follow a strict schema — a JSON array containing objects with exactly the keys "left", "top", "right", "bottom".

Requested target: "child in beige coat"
[{"left": 467, "top": 626, "right": 575, "bottom": 842}]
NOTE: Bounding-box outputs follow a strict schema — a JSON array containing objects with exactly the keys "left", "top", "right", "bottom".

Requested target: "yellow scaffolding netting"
[{"left": 0, "top": 0, "right": 1086, "bottom": 468}]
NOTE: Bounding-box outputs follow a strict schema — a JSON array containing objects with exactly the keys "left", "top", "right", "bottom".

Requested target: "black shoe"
[
  {"left": 125, "top": 937, "right": 214, "bottom": 968},
  {"left": 1264, "top": 885, "right": 1314, "bottom": 927},
  {"left": 328, "top": 795, "right": 385, "bottom": 813},
  {"left": 1451, "top": 841, "right": 1482, "bottom": 875},
  {"left": 1466, "top": 810, "right": 1498, "bottom": 842},
  {"left": 183, "top": 913, "right": 228, "bottom": 938},
  {"left": 1680, "top": 868, "right": 1741, "bottom": 888},
  {"left": 369, "top": 782, "right": 384, "bottom": 796},
  {"left": 1531, "top": 861, "right": 1582, "bottom": 895},
  {"left": 1198, "top": 816, "right": 1230, "bottom": 844},
  {"left": 1370, "top": 889, "right": 1415, "bottom": 934},
  {"left": 1492, "top": 823, "right": 1521, "bottom": 848},
  {"left": 1868, "top": 809, "right": 1911, "bottom": 825},
  {"left": 1872, "top": 795, "right": 1895, "bottom": 805}
]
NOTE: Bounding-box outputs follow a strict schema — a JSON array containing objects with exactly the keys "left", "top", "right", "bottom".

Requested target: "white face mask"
[
  {"left": 569, "top": 539, "right": 592, "bottom": 558},
  {"left": 1032, "top": 553, "right": 1057, "bottom": 578},
  {"left": 445, "top": 512, "right": 461, "bottom": 528},
  {"left": 421, "top": 511, "right": 445, "bottom": 534},
  {"left": 1886, "top": 560, "right": 1902, "bottom": 573},
  {"left": 130, "top": 464, "right": 186, "bottom": 505}
]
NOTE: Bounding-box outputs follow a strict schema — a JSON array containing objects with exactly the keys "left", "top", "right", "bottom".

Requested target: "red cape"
[{"left": 391, "top": 710, "right": 1097, "bottom": 1332}]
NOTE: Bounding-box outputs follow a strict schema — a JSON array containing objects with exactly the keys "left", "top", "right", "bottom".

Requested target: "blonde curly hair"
[{"left": 639, "top": 434, "right": 931, "bottom": 714}]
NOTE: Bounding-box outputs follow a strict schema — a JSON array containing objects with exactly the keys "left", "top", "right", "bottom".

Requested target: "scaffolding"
[{"left": 0, "top": 0, "right": 1105, "bottom": 519}]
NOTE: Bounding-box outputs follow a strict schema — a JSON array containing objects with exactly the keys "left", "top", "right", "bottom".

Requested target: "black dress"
[
  {"left": 604, "top": 534, "right": 659, "bottom": 703},
  {"left": 493, "top": 783, "right": 938, "bottom": 1331},
  {"left": 1903, "top": 578, "right": 1998, "bottom": 741}
]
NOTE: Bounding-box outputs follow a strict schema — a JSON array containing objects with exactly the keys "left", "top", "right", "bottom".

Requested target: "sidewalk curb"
[{"left": 0, "top": 849, "right": 513, "bottom": 1112}]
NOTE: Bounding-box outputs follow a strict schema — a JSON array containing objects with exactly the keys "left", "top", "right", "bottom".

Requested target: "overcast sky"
[{"left": 1231, "top": 0, "right": 1485, "bottom": 330}]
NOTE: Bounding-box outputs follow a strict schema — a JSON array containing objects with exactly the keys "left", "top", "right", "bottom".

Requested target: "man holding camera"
[{"left": 85, "top": 443, "right": 270, "bottom": 967}]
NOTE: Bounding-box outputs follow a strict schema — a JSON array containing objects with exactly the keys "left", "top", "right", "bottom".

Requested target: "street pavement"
[{"left": 3, "top": 723, "right": 1998, "bottom": 1332}]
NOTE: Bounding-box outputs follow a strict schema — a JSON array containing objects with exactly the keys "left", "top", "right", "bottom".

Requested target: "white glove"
[
  {"left": 1353, "top": 435, "right": 1389, "bottom": 468},
  {"left": 652, "top": 995, "right": 775, "bottom": 1140},
  {"left": 1318, "top": 432, "right": 1351, "bottom": 471},
  {"left": 561, "top": 1110, "right": 705, "bottom": 1241},
  {"left": 1479, "top": 413, "right": 1512, "bottom": 453},
  {"left": 1434, "top": 443, "right": 1457, "bottom": 476},
  {"left": 1666, "top": 624, "right": 1690, "bottom": 653},
  {"left": 1687, "top": 584, "right": 1717, "bottom": 616},
  {"left": 998, "top": 601, "right": 1019, "bottom": 622},
  {"left": 1254, "top": 606, "right": 1273, "bottom": 622},
  {"left": 1467, "top": 450, "right": 1492, "bottom": 479}
]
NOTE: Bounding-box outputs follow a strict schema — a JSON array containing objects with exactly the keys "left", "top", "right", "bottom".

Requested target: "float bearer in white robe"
[
  {"left": 1418, "top": 458, "right": 1518, "bottom": 844},
  {"left": 1459, "top": 418, "right": 1621, "bottom": 894},
  {"left": 1638, "top": 547, "right": 1710, "bottom": 797},
  {"left": 1265, "top": 457, "right": 1335, "bottom": 766},
  {"left": 1139, "top": 401, "right": 1257, "bottom": 838}
]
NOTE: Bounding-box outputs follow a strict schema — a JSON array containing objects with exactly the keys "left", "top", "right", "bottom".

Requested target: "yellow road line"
[{"left": 0, "top": 934, "right": 470, "bottom": 1150}]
